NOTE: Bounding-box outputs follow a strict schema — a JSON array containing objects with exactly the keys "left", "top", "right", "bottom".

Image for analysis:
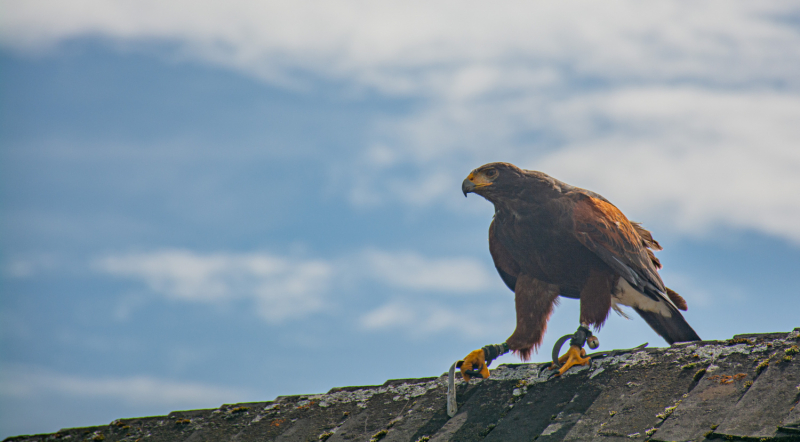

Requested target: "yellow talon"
[
  {"left": 550, "top": 345, "right": 590, "bottom": 376},
  {"left": 460, "top": 349, "right": 491, "bottom": 382}
]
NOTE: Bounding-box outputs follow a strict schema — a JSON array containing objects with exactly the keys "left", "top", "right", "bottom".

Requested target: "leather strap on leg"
[
  {"left": 482, "top": 342, "right": 510, "bottom": 367},
  {"left": 458, "top": 342, "right": 510, "bottom": 380},
  {"left": 569, "top": 325, "right": 592, "bottom": 348}
]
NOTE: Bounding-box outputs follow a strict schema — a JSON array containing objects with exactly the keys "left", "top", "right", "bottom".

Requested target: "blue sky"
[{"left": 1, "top": 1, "right": 800, "bottom": 438}]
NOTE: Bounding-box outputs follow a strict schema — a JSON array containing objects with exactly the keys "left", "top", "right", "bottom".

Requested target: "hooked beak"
[{"left": 462, "top": 177, "right": 476, "bottom": 197}]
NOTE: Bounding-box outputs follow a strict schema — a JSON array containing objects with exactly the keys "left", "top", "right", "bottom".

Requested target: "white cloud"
[
  {"left": 363, "top": 86, "right": 800, "bottom": 242},
  {"left": 360, "top": 302, "right": 415, "bottom": 330},
  {"left": 536, "top": 87, "right": 800, "bottom": 241},
  {"left": 95, "top": 249, "right": 333, "bottom": 323},
  {"left": 94, "top": 248, "right": 496, "bottom": 322},
  {"left": 359, "top": 249, "right": 493, "bottom": 293},
  {"left": 3, "top": 259, "right": 37, "bottom": 278},
  {"left": 2, "top": 254, "right": 59, "bottom": 278},
  {"left": 3, "top": 1, "right": 800, "bottom": 242},
  {"left": 0, "top": 364, "right": 246, "bottom": 407},
  {"left": 360, "top": 299, "right": 512, "bottom": 340},
  {"left": 2, "top": 1, "right": 798, "bottom": 90}
]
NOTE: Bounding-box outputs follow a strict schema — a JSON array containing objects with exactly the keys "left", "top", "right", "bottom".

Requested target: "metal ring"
[{"left": 551, "top": 334, "right": 574, "bottom": 368}]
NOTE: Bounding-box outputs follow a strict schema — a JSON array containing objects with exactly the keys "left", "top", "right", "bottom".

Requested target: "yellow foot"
[
  {"left": 459, "top": 349, "right": 490, "bottom": 382},
  {"left": 550, "top": 345, "right": 590, "bottom": 376}
]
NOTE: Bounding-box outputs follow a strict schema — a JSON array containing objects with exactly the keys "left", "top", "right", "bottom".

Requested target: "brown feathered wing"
[{"left": 569, "top": 193, "right": 699, "bottom": 343}]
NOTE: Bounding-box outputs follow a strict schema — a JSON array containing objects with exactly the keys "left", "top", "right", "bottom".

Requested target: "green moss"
[
  {"left": 656, "top": 402, "right": 681, "bottom": 420},
  {"left": 785, "top": 345, "right": 799, "bottom": 355},
  {"left": 727, "top": 337, "right": 753, "bottom": 345},
  {"left": 756, "top": 358, "right": 770, "bottom": 375},
  {"left": 693, "top": 368, "right": 707, "bottom": 381},
  {"left": 415, "top": 437, "right": 430, "bottom": 442},
  {"left": 318, "top": 431, "right": 334, "bottom": 441},
  {"left": 681, "top": 362, "right": 696, "bottom": 370},
  {"left": 370, "top": 429, "right": 389, "bottom": 441}
]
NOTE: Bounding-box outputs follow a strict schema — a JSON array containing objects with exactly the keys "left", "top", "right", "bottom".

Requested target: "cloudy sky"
[{"left": 2, "top": 0, "right": 799, "bottom": 438}]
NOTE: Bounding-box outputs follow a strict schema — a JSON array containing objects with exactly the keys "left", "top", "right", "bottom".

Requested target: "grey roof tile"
[
  {"left": 713, "top": 344, "right": 800, "bottom": 439},
  {"left": 5, "top": 330, "right": 800, "bottom": 442},
  {"left": 486, "top": 368, "right": 600, "bottom": 441},
  {"left": 780, "top": 399, "right": 800, "bottom": 435},
  {"left": 651, "top": 352, "right": 751, "bottom": 441}
]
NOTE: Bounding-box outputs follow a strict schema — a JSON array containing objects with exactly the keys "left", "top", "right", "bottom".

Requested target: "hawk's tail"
[{"left": 633, "top": 306, "right": 700, "bottom": 344}]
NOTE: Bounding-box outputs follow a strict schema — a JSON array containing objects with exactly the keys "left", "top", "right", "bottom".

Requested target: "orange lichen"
[
  {"left": 270, "top": 419, "right": 287, "bottom": 427},
  {"left": 708, "top": 373, "right": 746, "bottom": 384}
]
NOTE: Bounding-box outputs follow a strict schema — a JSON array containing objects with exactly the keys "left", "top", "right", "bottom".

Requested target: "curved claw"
[
  {"left": 550, "top": 345, "right": 590, "bottom": 376},
  {"left": 459, "top": 349, "right": 490, "bottom": 382}
]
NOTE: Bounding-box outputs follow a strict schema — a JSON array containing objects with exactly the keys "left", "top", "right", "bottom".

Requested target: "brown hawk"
[{"left": 460, "top": 162, "right": 700, "bottom": 380}]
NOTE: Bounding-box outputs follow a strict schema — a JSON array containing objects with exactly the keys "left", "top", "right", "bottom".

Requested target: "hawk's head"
[{"left": 462, "top": 162, "right": 525, "bottom": 200}]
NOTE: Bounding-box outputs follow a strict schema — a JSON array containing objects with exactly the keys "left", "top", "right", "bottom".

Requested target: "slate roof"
[{"left": 5, "top": 329, "right": 800, "bottom": 442}]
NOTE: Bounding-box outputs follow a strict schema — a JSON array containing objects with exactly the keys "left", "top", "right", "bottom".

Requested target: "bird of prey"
[{"left": 459, "top": 162, "right": 700, "bottom": 380}]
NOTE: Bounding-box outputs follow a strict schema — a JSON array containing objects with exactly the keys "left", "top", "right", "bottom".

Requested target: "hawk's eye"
[{"left": 485, "top": 169, "right": 498, "bottom": 179}]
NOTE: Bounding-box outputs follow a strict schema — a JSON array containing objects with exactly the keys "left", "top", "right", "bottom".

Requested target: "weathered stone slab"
[
  {"left": 178, "top": 403, "right": 278, "bottom": 442},
  {"left": 253, "top": 400, "right": 356, "bottom": 442},
  {"left": 483, "top": 366, "right": 600, "bottom": 442},
  {"left": 778, "top": 398, "right": 800, "bottom": 436},
  {"left": 532, "top": 349, "right": 695, "bottom": 442},
  {"left": 442, "top": 377, "right": 519, "bottom": 441},
  {"left": 381, "top": 392, "right": 447, "bottom": 442},
  {"left": 5, "top": 331, "right": 800, "bottom": 442},
  {"left": 713, "top": 344, "right": 800, "bottom": 439},
  {"left": 323, "top": 378, "right": 444, "bottom": 442},
  {"left": 651, "top": 353, "right": 753, "bottom": 442}
]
